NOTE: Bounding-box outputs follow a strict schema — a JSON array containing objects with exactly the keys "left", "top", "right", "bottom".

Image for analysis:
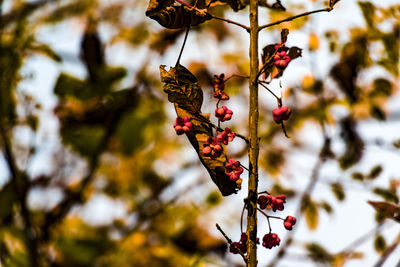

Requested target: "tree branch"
[
  {"left": 216, "top": 223, "right": 247, "bottom": 263},
  {"left": 0, "top": 124, "right": 39, "bottom": 267},
  {"left": 258, "top": 7, "right": 333, "bottom": 32},
  {"left": 246, "top": 0, "right": 260, "bottom": 266},
  {"left": 209, "top": 14, "right": 250, "bottom": 32}
]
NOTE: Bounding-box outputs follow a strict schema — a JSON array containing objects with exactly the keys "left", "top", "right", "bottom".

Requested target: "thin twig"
[
  {"left": 216, "top": 224, "right": 247, "bottom": 262},
  {"left": 267, "top": 140, "right": 326, "bottom": 267},
  {"left": 258, "top": 7, "right": 334, "bottom": 32},
  {"left": 374, "top": 240, "right": 399, "bottom": 267},
  {"left": 258, "top": 208, "right": 272, "bottom": 233},
  {"left": 0, "top": 125, "right": 39, "bottom": 267},
  {"left": 225, "top": 74, "right": 249, "bottom": 82},
  {"left": 280, "top": 121, "right": 290, "bottom": 138},
  {"left": 209, "top": 14, "right": 250, "bottom": 32},
  {"left": 175, "top": 27, "right": 190, "bottom": 67}
]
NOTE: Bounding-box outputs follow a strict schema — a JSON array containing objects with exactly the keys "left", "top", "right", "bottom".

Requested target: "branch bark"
[{"left": 246, "top": 0, "right": 259, "bottom": 266}]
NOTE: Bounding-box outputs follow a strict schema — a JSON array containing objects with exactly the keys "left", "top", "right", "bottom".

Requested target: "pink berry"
[{"left": 272, "top": 106, "right": 291, "bottom": 124}]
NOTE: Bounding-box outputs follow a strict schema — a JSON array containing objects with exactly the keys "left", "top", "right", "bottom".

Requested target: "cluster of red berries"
[
  {"left": 202, "top": 137, "right": 223, "bottom": 159},
  {"left": 212, "top": 74, "right": 230, "bottom": 100},
  {"left": 272, "top": 105, "right": 291, "bottom": 124},
  {"left": 283, "top": 216, "right": 296, "bottom": 230},
  {"left": 274, "top": 51, "right": 291, "bottom": 68},
  {"left": 230, "top": 233, "right": 259, "bottom": 254},
  {"left": 217, "top": 127, "right": 235, "bottom": 145},
  {"left": 225, "top": 159, "right": 244, "bottom": 181},
  {"left": 173, "top": 116, "right": 193, "bottom": 135},
  {"left": 262, "top": 233, "right": 280, "bottom": 249},
  {"left": 215, "top": 106, "right": 233, "bottom": 122},
  {"left": 257, "top": 194, "right": 286, "bottom": 212},
  {"left": 228, "top": 193, "right": 297, "bottom": 254},
  {"left": 229, "top": 233, "right": 247, "bottom": 254}
]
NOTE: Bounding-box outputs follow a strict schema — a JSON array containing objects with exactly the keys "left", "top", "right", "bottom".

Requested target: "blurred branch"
[
  {"left": 374, "top": 239, "right": 399, "bottom": 267},
  {"left": 267, "top": 132, "right": 329, "bottom": 267},
  {"left": 42, "top": 89, "right": 138, "bottom": 239},
  {"left": 0, "top": 124, "right": 39, "bottom": 267},
  {"left": 0, "top": 0, "right": 57, "bottom": 29}
]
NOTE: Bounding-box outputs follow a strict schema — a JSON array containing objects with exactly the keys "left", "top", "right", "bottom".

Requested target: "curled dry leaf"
[
  {"left": 368, "top": 200, "right": 400, "bottom": 223},
  {"left": 160, "top": 64, "right": 239, "bottom": 196},
  {"left": 146, "top": 0, "right": 211, "bottom": 29}
]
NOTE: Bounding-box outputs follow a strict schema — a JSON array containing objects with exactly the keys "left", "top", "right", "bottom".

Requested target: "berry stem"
[
  {"left": 280, "top": 121, "right": 290, "bottom": 138},
  {"left": 224, "top": 74, "right": 250, "bottom": 82},
  {"left": 258, "top": 190, "right": 271, "bottom": 195},
  {"left": 216, "top": 223, "right": 247, "bottom": 262},
  {"left": 258, "top": 208, "right": 272, "bottom": 233}
]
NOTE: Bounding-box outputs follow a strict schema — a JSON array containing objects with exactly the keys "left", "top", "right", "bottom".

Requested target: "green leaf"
[
  {"left": 53, "top": 73, "right": 89, "bottom": 99},
  {"left": 331, "top": 183, "right": 345, "bottom": 202},
  {"left": 373, "top": 187, "right": 399, "bottom": 204},
  {"left": 319, "top": 201, "right": 333, "bottom": 214},
  {"left": 61, "top": 126, "right": 105, "bottom": 157},
  {"left": 351, "top": 172, "right": 364, "bottom": 181},
  {"left": 206, "top": 191, "right": 222, "bottom": 206},
  {"left": 160, "top": 65, "right": 203, "bottom": 114},
  {"left": 367, "top": 165, "right": 383, "bottom": 179},
  {"left": 374, "top": 235, "right": 386, "bottom": 254},
  {"left": 301, "top": 195, "right": 319, "bottom": 230},
  {"left": 306, "top": 243, "right": 334, "bottom": 263}
]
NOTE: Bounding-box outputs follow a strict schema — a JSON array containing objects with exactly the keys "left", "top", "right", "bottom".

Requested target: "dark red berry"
[{"left": 272, "top": 106, "right": 291, "bottom": 124}]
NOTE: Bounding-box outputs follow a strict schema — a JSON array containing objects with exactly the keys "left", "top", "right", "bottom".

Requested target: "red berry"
[
  {"left": 272, "top": 106, "right": 291, "bottom": 124},
  {"left": 257, "top": 195, "right": 268, "bottom": 209},
  {"left": 229, "top": 242, "right": 246, "bottom": 254},
  {"left": 274, "top": 51, "right": 291, "bottom": 68},
  {"left": 225, "top": 159, "right": 244, "bottom": 181},
  {"left": 240, "top": 233, "right": 248, "bottom": 243},
  {"left": 203, "top": 137, "right": 223, "bottom": 159},
  {"left": 283, "top": 221, "right": 293, "bottom": 230},
  {"left": 217, "top": 127, "right": 236, "bottom": 145},
  {"left": 215, "top": 106, "right": 233, "bottom": 122},
  {"left": 174, "top": 116, "right": 193, "bottom": 135},
  {"left": 262, "top": 233, "right": 280, "bottom": 249}
]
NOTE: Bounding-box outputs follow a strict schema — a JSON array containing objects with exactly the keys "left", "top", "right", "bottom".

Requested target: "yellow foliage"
[{"left": 308, "top": 33, "right": 320, "bottom": 51}]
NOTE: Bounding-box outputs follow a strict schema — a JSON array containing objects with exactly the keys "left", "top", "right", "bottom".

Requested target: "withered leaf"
[
  {"left": 146, "top": 0, "right": 211, "bottom": 29},
  {"left": 160, "top": 65, "right": 238, "bottom": 196},
  {"left": 368, "top": 200, "right": 400, "bottom": 223},
  {"left": 160, "top": 64, "right": 203, "bottom": 113}
]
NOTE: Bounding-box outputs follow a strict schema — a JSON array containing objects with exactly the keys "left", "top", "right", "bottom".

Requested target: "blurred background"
[{"left": 0, "top": 0, "right": 399, "bottom": 266}]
